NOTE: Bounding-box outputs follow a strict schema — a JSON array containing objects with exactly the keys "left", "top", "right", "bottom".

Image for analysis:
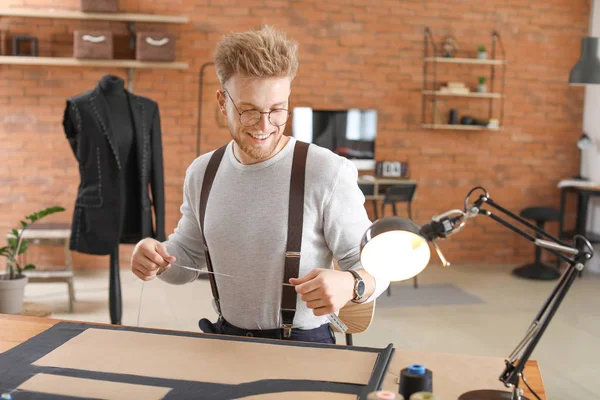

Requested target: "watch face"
[{"left": 356, "top": 280, "right": 366, "bottom": 297}]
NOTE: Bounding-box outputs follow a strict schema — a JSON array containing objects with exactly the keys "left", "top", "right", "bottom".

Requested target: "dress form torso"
[{"left": 99, "top": 75, "right": 141, "bottom": 240}]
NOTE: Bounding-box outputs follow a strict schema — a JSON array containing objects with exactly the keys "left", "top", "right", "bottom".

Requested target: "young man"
[{"left": 131, "top": 26, "right": 388, "bottom": 344}]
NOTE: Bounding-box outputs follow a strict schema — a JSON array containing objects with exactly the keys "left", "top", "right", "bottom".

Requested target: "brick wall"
[{"left": 0, "top": 0, "right": 589, "bottom": 270}]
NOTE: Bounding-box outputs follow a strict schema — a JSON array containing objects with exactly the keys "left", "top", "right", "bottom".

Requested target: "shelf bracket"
[{"left": 127, "top": 22, "right": 136, "bottom": 92}]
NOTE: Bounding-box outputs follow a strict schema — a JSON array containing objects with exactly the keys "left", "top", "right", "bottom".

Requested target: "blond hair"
[{"left": 214, "top": 25, "right": 299, "bottom": 86}]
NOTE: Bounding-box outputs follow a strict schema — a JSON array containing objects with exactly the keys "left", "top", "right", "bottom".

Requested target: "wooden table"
[
  {"left": 0, "top": 315, "right": 546, "bottom": 399},
  {"left": 357, "top": 176, "right": 417, "bottom": 220},
  {"left": 558, "top": 183, "right": 600, "bottom": 245}
]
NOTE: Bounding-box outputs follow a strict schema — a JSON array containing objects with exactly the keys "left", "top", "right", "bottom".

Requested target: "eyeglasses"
[{"left": 223, "top": 90, "right": 290, "bottom": 127}]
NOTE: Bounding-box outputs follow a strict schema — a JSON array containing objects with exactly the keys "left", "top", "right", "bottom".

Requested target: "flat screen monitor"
[{"left": 291, "top": 107, "right": 377, "bottom": 170}]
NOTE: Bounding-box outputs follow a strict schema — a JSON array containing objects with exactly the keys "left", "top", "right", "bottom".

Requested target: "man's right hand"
[{"left": 131, "top": 238, "right": 176, "bottom": 281}]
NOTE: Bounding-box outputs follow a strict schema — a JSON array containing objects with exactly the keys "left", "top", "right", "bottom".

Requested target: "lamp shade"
[
  {"left": 569, "top": 37, "right": 600, "bottom": 85},
  {"left": 360, "top": 217, "right": 431, "bottom": 282}
]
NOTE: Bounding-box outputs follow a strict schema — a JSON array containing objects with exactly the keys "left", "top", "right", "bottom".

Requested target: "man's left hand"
[{"left": 289, "top": 268, "right": 355, "bottom": 316}]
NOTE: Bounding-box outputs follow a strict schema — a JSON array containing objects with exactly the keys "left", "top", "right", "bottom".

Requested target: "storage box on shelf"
[
  {"left": 73, "top": 31, "right": 113, "bottom": 59},
  {"left": 80, "top": 0, "right": 119, "bottom": 13},
  {"left": 136, "top": 32, "right": 175, "bottom": 62}
]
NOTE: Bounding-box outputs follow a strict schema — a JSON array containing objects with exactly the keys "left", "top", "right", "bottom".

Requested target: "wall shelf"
[
  {"left": 422, "top": 28, "right": 507, "bottom": 131},
  {"left": 424, "top": 57, "right": 507, "bottom": 66},
  {"left": 0, "top": 8, "right": 190, "bottom": 91},
  {"left": 422, "top": 90, "right": 504, "bottom": 99},
  {"left": 0, "top": 7, "right": 188, "bottom": 23},
  {"left": 421, "top": 124, "right": 501, "bottom": 131},
  {"left": 0, "top": 55, "right": 188, "bottom": 69}
]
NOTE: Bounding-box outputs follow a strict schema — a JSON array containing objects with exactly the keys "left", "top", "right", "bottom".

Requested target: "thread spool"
[
  {"left": 399, "top": 364, "right": 433, "bottom": 400},
  {"left": 367, "top": 390, "right": 404, "bottom": 400},
  {"left": 409, "top": 392, "right": 439, "bottom": 400}
]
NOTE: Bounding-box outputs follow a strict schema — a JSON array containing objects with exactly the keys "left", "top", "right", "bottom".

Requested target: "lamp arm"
[
  {"left": 475, "top": 196, "right": 585, "bottom": 326},
  {"left": 417, "top": 187, "right": 594, "bottom": 396},
  {"left": 500, "top": 258, "right": 585, "bottom": 389},
  {"left": 478, "top": 196, "right": 577, "bottom": 265},
  {"left": 469, "top": 194, "right": 593, "bottom": 389}
]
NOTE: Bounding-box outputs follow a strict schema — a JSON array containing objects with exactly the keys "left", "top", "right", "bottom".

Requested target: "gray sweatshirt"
[{"left": 159, "top": 137, "right": 389, "bottom": 330}]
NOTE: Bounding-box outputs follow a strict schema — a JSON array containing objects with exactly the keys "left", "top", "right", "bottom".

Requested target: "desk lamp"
[{"left": 360, "top": 186, "right": 594, "bottom": 400}]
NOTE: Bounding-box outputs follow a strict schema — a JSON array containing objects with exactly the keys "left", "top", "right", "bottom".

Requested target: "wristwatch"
[{"left": 347, "top": 270, "right": 365, "bottom": 303}]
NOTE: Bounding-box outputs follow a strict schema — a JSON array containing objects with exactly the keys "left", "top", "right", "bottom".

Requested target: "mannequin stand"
[{"left": 109, "top": 246, "right": 122, "bottom": 325}]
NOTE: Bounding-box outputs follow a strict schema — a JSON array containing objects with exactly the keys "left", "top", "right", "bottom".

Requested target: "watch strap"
[{"left": 347, "top": 269, "right": 363, "bottom": 301}]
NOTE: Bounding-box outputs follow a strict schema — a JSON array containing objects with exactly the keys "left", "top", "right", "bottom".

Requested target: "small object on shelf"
[
  {"left": 487, "top": 118, "right": 500, "bottom": 129},
  {"left": 12, "top": 35, "right": 38, "bottom": 56},
  {"left": 439, "top": 82, "right": 470, "bottom": 95},
  {"left": 449, "top": 108, "right": 459, "bottom": 125},
  {"left": 376, "top": 161, "right": 408, "bottom": 178},
  {"left": 460, "top": 116, "right": 474, "bottom": 125},
  {"left": 477, "top": 76, "right": 487, "bottom": 93},
  {"left": 136, "top": 32, "right": 175, "bottom": 62},
  {"left": 74, "top": 31, "right": 113, "bottom": 59},
  {"left": 477, "top": 44, "right": 487, "bottom": 59},
  {"left": 442, "top": 35, "right": 459, "bottom": 58},
  {"left": 80, "top": 0, "right": 119, "bottom": 13}
]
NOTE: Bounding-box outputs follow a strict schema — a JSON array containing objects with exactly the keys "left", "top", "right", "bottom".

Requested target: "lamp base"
[
  {"left": 458, "top": 390, "right": 530, "bottom": 400},
  {"left": 512, "top": 262, "right": 560, "bottom": 281}
]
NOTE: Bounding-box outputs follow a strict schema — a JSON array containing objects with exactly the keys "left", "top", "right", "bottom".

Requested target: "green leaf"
[
  {"left": 17, "top": 239, "right": 28, "bottom": 255},
  {"left": 0, "top": 246, "right": 8, "bottom": 256},
  {"left": 25, "top": 206, "right": 65, "bottom": 224},
  {"left": 10, "top": 229, "right": 19, "bottom": 238},
  {"left": 20, "top": 220, "right": 28, "bottom": 229},
  {"left": 23, "top": 264, "right": 35, "bottom": 271}
]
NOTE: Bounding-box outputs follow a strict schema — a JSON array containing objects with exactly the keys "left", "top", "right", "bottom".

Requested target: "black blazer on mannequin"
[{"left": 62, "top": 75, "right": 166, "bottom": 255}]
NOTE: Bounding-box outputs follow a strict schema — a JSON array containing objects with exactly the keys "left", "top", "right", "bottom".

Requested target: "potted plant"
[
  {"left": 477, "top": 45, "right": 487, "bottom": 59},
  {"left": 0, "top": 206, "right": 65, "bottom": 314},
  {"left": 477, "top": 76, "right": 487, "bottom": 93}
]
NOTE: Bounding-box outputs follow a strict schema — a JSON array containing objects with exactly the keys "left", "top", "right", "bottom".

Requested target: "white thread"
[
  {"left": 135, "top": 264, "right": 240, "bottom": 327},
  {"left": 170, "top": 263, "right": 240, "bottom": 279},
  {"left": 136, "top": 281, "right": 145, "bottom": 327}
]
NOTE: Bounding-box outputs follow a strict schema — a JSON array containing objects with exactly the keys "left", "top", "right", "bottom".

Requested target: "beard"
[{"left": 228, "top": 124, "right": 283, "bottom": 162}]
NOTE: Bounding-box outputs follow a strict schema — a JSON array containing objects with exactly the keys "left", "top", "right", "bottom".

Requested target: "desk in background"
[
  {"left": 0, "top": 314, "right": 546, "bottom": 399},
  {"left": 358, "top": 176, "right": 417, "bottom": 220},
  {"left": 558, "top": 182, "right": 600, "bottom": 245}
]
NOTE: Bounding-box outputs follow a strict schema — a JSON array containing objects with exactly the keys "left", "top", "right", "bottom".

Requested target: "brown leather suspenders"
[
  {"left": 199, "top": 144, "right": 227, "bottom": 316},
  {"left": 199, "top": 141, "right": 310, "bottom": 337},
  {"left": 281, "top": 141, "right": 309, "bottom": 336}
]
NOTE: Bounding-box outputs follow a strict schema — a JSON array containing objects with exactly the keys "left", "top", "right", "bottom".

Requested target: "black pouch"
[{"left": 199, "top": 318, "right": 221, "bottom": 334}]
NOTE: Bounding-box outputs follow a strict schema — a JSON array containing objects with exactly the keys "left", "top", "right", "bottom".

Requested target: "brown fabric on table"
[
  {"left": 18, "top": 373, "right": 172, "bottom": 400},
  {"left": 33, "top": 328, "right": 377, "bottom": 386}
]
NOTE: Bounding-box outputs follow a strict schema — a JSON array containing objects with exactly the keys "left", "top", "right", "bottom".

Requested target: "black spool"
[{"left": 399, "top": 364, "right": 433, "bottom": 400}]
